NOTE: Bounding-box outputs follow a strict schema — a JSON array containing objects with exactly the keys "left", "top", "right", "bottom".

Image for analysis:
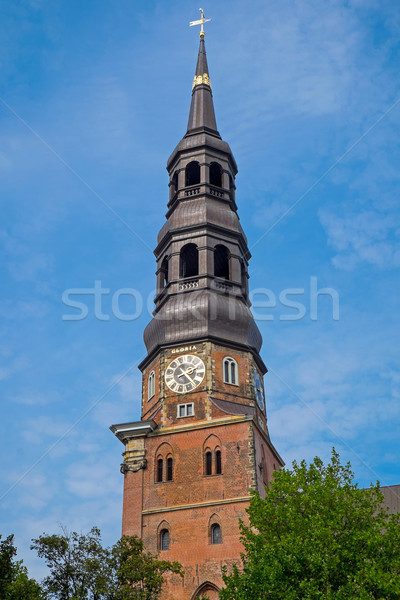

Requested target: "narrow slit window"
[
  {"left": 160, "top": 529, "right": 170, "bottom": 551},
  {"left": 215, "top": 450, "right": 222, "bottom": 474},
  {"left": 148, "top": 370, "right": 155, "bottom": 400},
  {"left": 211, "top": 523, "right": 222, "bottom": 545},
  {"left": 167, "top": 457, "right": 173, "bottom": 481},
  {"left": 205, "top": 451, "right": 212, "bottom": 475},
  {"left": 157, "top": 458, "right": 163, "bottom": 483}
]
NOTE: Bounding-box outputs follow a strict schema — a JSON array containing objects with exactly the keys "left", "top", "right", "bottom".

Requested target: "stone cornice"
[
  {"left": 110, "top": 420, "right": 156, "bottom": 443},
  {"left": 142, "top": 495, "right": 251, "bottom": 515}
]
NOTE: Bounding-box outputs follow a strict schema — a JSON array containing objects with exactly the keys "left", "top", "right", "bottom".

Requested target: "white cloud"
[{"left": 319, "top": 209, "right": 400, "bottom": 269}]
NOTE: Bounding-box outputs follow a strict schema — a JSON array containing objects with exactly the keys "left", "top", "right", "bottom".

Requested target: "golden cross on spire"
[{"left": 189, "top": 8, "right": 212, "bottom": 38}]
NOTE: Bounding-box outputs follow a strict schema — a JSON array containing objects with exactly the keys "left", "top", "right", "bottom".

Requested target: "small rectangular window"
[{"left": 177, "top": 403, "right": 194, "bottom": 418}]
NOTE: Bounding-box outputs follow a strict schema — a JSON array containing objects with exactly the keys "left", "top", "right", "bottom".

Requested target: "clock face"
[
  {"left": 165, "top": 354, "right": 205, "bottom": 394},
  {"left": 253, "top": 369, "right": 265, "bottom": 411}
]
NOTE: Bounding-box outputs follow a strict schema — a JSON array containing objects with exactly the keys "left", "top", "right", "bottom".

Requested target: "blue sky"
[{"left": 1, "top": 0, "right": 400, "bottom": 580}]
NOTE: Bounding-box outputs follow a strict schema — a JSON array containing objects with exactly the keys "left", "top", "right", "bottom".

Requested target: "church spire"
[
  {"left": 141, "top": 18, "right": 263, "bottom": 364},
  {"left": 186, "top": 35, "right": 219, "bottom": 136}
]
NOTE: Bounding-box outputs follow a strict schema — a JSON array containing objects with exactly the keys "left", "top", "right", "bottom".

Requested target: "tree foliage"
[
  {"left": 221, "top": 449, "right": 400, "bottom": 600},
  {"left": 31, "top": 526, "right": 182, "bottom": 600},
  {"left": 0, "top": 533, "right": 43, "bottom": 600}
]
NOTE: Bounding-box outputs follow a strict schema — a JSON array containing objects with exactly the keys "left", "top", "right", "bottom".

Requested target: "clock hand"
[
  {"left": 183, "top": 371, "right": 196, "bottom": 385},
  {"left": 176, "top": 367, "right": 196, "bottom": 383}
]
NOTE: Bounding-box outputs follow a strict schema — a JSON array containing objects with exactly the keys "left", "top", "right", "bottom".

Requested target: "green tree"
[
  {"left": 221, "top": 449, "right": 400, "bottom": 600},
  {"left": 0, "top": 533, "right": 43, "bottom": 600},
  {"left": 31, "top": 526, "right": 182, "bottom": 600}
]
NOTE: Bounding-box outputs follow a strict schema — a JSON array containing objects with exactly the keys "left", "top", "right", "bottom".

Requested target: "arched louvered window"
[
  {"left": 185, "top": 161, "right": 200, "bottom": 186},
  {"left": 214, "top": 245, "right": 230, "bottom": 279},
  {"left": 215, "top": 450, "right": 222, "bottom": 475},
  {"left": 160, "top": 529, "right": 170, "bottom": 551},
  {"left": 166, "top": 457, "right": 173, "bottom": 481},
  {"left": 223, "top": 357, "right": 238, "bottom": 386},
  {"left": 205, "top": 451, "right": 212, "bottom": 476},
  {"left": 211, "top": 523, "right": 222, "bottom": 545},
  {"left": 180, "top": 243, "right": 199, "bottom": 278},
  {"left": 156, "top": 458, "right": 163, "bottom": 483},
  {"left": 210, "top": 162, "right": 222, "bottom": 187},
  {"left": 148, "top": 370, "right": 155, "bottom": 400}
]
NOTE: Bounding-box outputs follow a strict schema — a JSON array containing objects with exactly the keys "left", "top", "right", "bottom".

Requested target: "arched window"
[
  {"left": 156, "top": 458, "right": 163, "bottom": 483},
  {"left": 211, "top": 523, "right": 222, "bottom": 545},
  {"left": 166, "top": 457, "right": 173, "bottom": 481},
  {"left": 215, "top": 449, "right": 222, "bottom": 474},
  {"left": 205, "top": 451, "right": 212, "bottom": 476},
  {"left": 214, "top": 245, "right": 230, "bottom": 279},
  {"left": 180, "top": 243, "right": 199, "bottom": 278},
  {"left": 185, "top": 161, "right": 200, "bottom": 186},
  {"left": 229, "top": 173, "right": 235, "bottom": 201},
  {"left": 160, "top": 256, "right": 169, "bottom": 287},
  {"left": 155, "top": 443, "right": 173, "bottom": 483},
  {"left": 160, "top": 529, "right": 170, "bottom": 551},
  {"left": 171, "top": 171, "right": 178, "bottom": 195},
  {"left": 148, "top": 370, "right": 155, "bottom": 400},
  {"left": 223, "top": 357, "right": 238, "bottom": 386},
  {"left": 210, "top": 162, "right": 222, "bottom": 187},
  {"left": 241, "top": 260, "right": 248, "bottom": 298}
]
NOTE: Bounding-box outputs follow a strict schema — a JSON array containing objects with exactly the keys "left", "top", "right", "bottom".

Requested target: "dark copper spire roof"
[
  {"left": 141, "top": 31, "right": 264, "bottom": 370},
  {"left": 186, "top": 38, "right": 219, "bottom": 137}
]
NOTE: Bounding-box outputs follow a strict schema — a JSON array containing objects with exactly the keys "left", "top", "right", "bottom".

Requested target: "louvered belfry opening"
[
  {"left": 185, "top": 161, "right": 200, "bottom": 186},
  {"left": 210, "top": 162, "right": 222, "bottom": 187},
  {"left": 214, "top": 245, "right": 229, "bottom": 279},
  {"left": 180, "top": 243, "right": 199, "bottom": 278}
]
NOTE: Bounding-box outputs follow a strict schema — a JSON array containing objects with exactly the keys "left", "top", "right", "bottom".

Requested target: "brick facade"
[{"left": 114, "top": 341, "right": 283, "bottom": 599}]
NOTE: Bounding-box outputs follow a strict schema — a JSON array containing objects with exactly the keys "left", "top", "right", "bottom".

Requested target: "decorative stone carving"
[
  {"left": 120, "top": 437, "right": 147, "bottom": 475},
  {"left": 120, "top": 459, "right": 147, "bottom": 474}
]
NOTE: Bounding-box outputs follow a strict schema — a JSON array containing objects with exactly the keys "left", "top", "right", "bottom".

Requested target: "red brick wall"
[{"left": 121, "top": 342, "right": 282, "bottom": 599}]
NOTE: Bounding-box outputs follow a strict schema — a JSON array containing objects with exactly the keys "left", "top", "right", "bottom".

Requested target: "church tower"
[{"left": 111, "top": 21, "right": 283, "bottom": 600}]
